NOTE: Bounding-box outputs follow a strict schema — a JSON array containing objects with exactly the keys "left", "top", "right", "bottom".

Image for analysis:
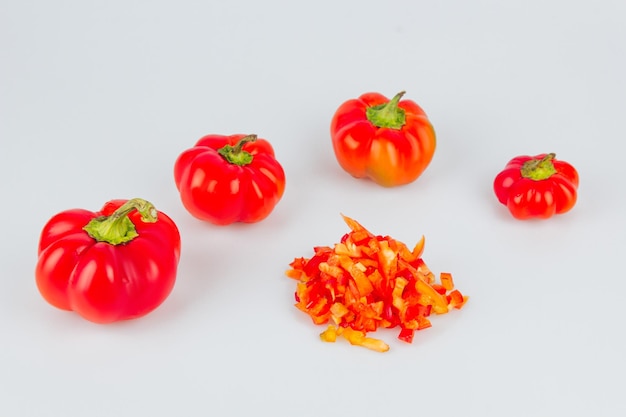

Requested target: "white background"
[{"left": 2, "top": 0, "right": 625, "bottom": 416}]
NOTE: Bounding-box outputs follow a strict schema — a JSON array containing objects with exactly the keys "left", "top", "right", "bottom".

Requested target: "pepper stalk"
[
  {"left": 366, "top": 91, "right": 407, "bottom": 130},
  {"left": 521, "top": 153, "right": 557, "bottom": 181},
  {"left": 217, "top": 134, "right": 257, "bottom": 166},
  {"left": 83, "top": 198, "right": 158, "bottom": 245}
]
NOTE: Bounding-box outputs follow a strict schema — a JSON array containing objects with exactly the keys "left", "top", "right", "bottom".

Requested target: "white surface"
[{"left": 2, "top": 0, "right": 625, "bottom": 416}]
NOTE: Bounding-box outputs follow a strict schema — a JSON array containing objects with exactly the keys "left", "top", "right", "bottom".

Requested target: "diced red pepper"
[
  {"left": 285, "top": 215, "right": 468, "bottom": 352},
  {"left": 398, "top": 327, "right": 415, "bottom": 343}
]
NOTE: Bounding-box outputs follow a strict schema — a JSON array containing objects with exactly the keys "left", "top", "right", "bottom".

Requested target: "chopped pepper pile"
[{"left": 285, "top": 215, "right": 468, "bottom": 352}]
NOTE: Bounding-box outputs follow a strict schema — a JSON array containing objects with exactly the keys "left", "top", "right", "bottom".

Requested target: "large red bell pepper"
[{"left": 35, "top": 198, "right": 181, "bottom": 324}]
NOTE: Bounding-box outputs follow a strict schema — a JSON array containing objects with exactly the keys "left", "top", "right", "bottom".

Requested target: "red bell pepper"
[
  {"left": 174, "top": 134, "right": 286, "bottom": 225},
  {"left": 35, "top": 198, "right": 181, "bottom": 324},
  {"left": 330, "top": 91, "right": 436, "bottom": 187},
  {"left": 493, "top": 153, "right": 579, "bottom": 220}
]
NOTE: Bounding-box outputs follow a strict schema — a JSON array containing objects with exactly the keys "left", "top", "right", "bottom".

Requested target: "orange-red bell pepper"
[{"left": 330, "top": 91, "right": 436, "bottom": 187}]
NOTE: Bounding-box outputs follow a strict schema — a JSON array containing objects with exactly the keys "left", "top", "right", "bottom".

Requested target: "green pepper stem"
[
  {"left": 83, "top": 198, "right": 158, "bottom": 245},
  {"left": 217, "top": 134, "right": 257, "bottom": 166},
  {"left": 365, "top": 91, "right": 407, "bottom": 130},
  {"left": 521, "top": 153, "right": 557, "bottom": 181}
]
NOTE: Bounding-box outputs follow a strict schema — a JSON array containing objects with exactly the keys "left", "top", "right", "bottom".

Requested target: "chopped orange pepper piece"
[
  {"left": 286, "top": 215, "right": 468, "bottom": 352},
  {"left": 440, "top": 272, "right": 454, "bottom": 291}
]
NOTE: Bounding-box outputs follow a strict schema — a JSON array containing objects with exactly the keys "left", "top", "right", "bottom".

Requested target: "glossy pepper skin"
[
  {"left": 35, "top": 198, "right": 181, "bottom": 324},
  {"left": 174, "top": 134, "right": 286, "bottom": 225},
  {"left": 493, "top": 153, "right": 579, "bottom": 220},
  {"left": 330, "top": 91, "right": 436, "bottom": 187}
]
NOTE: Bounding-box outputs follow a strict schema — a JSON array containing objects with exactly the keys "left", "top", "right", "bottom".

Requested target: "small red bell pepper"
[
  {"left": 493, "top": 153, "right": 579, "bottom": 220},
  {"left": 330, "top": 91, "right": 436, "bottom": 187},
  {"left": 35, "top": 198, "right": 181, "bottom": 324},
  {"left": 174, "top": 134, "right": 286, "bottom": 225}
]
